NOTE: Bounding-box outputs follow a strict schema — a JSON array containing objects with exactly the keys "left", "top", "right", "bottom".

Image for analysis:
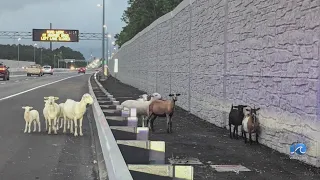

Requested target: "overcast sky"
[{"left": 0, "top": 0, "right": 128, "bottom": 59}]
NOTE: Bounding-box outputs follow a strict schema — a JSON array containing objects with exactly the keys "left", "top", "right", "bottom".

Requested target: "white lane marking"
[
  {"left": 25, "top": 79, "right": 28, "bottom": 81},
  {"left": 15, "top": 80, "right": 19, "bottom": 82},
  {"left": 0, "top": 82, "right": 5, "bottom": 85},
  {"left": 0, "top": 74, "right": 83, "bottom": 102},
  {"left": 10, "top": 71, "right": 74, "bottom": 77}
]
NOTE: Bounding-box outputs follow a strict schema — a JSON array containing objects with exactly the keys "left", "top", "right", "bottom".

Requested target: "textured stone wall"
[{"left": 109, "top": 0, "right": 320, "bottom": 167}]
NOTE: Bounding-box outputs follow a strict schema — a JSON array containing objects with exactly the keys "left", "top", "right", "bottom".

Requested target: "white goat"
[
  {"left": 43, "top": 96, "right": 60, "bottom": 134},
  {"left": 63, "top": 93, "right": 94, "bottom": 136},
  {"left": 57, "top": 103, "right": 70, "bottom": 130},
  {"left": 22, "top": 106, "right": 41, "bottom": 133},
  {"left": 137, "top": 94, "right": 148, "bottom": 101},
  {"left": 121, "top": 93, "right": 162, "bottom": 127}
]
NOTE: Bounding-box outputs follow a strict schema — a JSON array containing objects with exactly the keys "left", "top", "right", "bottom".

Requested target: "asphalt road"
[
  {"left": 0, "top": 71, "right": 99, "bottom": 180},
  {"left": 10, "top": 69, "right": 74, "bottom": 77},
  {"left": 100, "top": 75, "right": 320, "bottom": 180}
]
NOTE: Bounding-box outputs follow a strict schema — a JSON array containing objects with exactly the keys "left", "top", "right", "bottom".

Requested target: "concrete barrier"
[
  {"left": 117, "top": 140, "right": 165, "bottom": 164},
  {"left": 90, "top": 72, "right": 194, "bottom": 180},
  {"left": 88, "top": 73, "right": 134, "bottom": 180},
  {"left": 128, "top": 165, "right": 194, "bottom": 180}
]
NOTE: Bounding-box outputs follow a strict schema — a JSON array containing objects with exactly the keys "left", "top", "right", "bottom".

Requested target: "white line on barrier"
[{"left": 0, "top": 74, "right": 83, "bottom": 102}]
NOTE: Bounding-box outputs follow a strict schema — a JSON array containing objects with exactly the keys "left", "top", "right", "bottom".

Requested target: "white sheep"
[
  {"left": 57, "top": 103, "right": 70, "bottom": 130},
  {"left": 22, "top": 106, "right": 41, "bottom": 133},
  {"left": 121, "top": 92, "right": 162, "bottom": 127},
  {"left": 63, "top": 93, "right": 94, "bottom": 136},
  {"left": 137, "top": 94, "right": 148, "bottom": 101},
  {"left": 43, "top": 96, "right": 60, "bottom": 134}
]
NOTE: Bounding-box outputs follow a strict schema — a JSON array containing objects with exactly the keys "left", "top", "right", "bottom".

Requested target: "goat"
[
  {"left": 22, "top": 106, "right": 41, "bottom": 133},
  {"left": 43, "top": 96, "right": 60, "bottom": 134},
  {"left": 228, "top": 104, "right": 247, "bottom": 139},
  {"left": 146, "top": 93, "right": 181, "bottom": 133},
  {"left": 242, "top": 106, "right": 260, "bottom": 144},
  {"left": 63, "top": 93, "right": 93, "bottom": 136},
  {"left": 121, "top": 93, "right": 162, "bottom": 127}
]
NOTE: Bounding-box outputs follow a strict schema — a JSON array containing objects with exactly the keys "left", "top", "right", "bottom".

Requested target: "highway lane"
[
  {"left": 10, "top": 70, "right": 75, "bottom": 77},
  {"left": 0, "top": 73, "right": 99, "bottom": 180},
  {"left": 0, "top": 72, "right": 81, "bottom": 100}
]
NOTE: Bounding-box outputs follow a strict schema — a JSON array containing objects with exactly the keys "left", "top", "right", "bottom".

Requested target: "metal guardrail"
[{"left": 88, "top": 72, "right": 134, "bottom": 180}]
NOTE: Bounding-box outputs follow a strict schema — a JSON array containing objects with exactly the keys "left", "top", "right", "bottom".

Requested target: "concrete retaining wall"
[{"left": 109, "top": 0, "right": 320, "bottom": 167}]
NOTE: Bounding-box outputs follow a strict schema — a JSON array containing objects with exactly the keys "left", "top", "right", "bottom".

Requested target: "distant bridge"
[{"left": 0, "top": 31, "right": 104, "bottom": 41}]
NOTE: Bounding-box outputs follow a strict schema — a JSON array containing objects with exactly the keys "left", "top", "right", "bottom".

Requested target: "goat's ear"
[
  {"left": 256, "top": 108, "right": 260, "bottom": 111},
  {"left": 169, "top": 94, "right": 173, "bottom": 96},
  {"left": 138, "top": 95, "right": 142, "bottom": 98},
  {"left": 29, "top": 107, "right": 33, "bottom": 109},
  {"left": 246, "top": 109, "right": 250, "bottom": 111},
  {"left": 54, "top": 97, "right": 59, "bottom": 100},
  {"left": 22, "top": 106, "right": 25, "bottom": 109},
  {"left": 44, "top": 97, "right": 49, "bottom": 100},
  {"left": 176, "top": 93, "right": 181, "bottom": 96}
]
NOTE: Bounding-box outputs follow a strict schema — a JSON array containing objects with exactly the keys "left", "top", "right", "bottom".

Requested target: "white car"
[{"left": 42, "top": 65, "right": 53, "bottom": 75}]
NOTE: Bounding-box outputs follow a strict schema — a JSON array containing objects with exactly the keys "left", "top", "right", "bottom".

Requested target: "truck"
[
  {"left": 0, "top": 62, "right": 10, "bottom": 81},
  {"left": 26, "top": 64, "right": 43, "bottom": 77}
]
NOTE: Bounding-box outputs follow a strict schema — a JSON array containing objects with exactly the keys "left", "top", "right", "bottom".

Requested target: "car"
[
  {"left": 42, "top": 65, "right": 53, "bottom": 75},
  {"left": 26, "top": 64, "right": 43, "bottom": 77},
  {"left": 78, "top": 67, "right": 86, "bottom": 74},
  {"left": 0, "top": 62, "right": 10, "bottom": 81}
]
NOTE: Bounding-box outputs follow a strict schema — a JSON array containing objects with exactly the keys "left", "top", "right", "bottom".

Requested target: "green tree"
[
  {"left": 0, "top": 44, "right": 87, "bottom": 67},
  {"left": 114, "top": 0, "right": 183, "bottom": 47}
]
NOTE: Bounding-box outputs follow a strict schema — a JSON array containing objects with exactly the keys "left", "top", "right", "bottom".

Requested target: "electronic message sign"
[{"left": 32, "top": 29, "right": 79, "bottom": 42}]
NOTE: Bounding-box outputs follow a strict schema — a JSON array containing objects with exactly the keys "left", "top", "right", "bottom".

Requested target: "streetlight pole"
[
  {"left": 101, "top": 0, "right": 106, "bottom": 79},
  {"left": 33, "top": 43, "right": 37, "bottom": 63},
  {"left": 54, "top": 54, "right": 56, "bottom": 68},
  {"left": 40, "top": 49, "right": 43, "bottom": 65},
  {"left": 106, "top": 33, "right": 111, "bottom": 69},
  {"left": 17, "top": 38, "right": 21, "bottom": 67}
]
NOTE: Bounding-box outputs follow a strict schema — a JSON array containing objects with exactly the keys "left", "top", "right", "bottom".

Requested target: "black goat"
[{"left": 229, "top": 104, "right": 247, "bottom": 139}]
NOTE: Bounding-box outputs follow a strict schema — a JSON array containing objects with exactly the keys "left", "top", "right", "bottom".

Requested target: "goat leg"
[
  {"left": 145, "top": 114, "right": 152, "bottom": 130},
  {"left": 24, "top": 122, "right": 28, "bottom": 133},
  {"left": 48, "top": 119, "right": 52, "bottom": 134},
  {"left": 243, "top": 131, "right": 247, "bottom": 143},
  {"left": 53, "top": 118, "right": 58, "bottom": 134},
  {"left": 166, "top": 114, "right": 170, "bottom": 133},
  {"left": 73, "top": 118, "right": 78, "bottom": 137},
  {"left": 249, "top": 132, "right": 252, "bottom": 145},
  {"left": 169, "top": 118, "right": 173, "bottom": 133},
  {"left": 229, "top": 124, "right": 232, "bottom": 139},
  {"left": 79, "top": 117, "right": 83, "bottom": 136},
  {"left": 33, "top": 121, "right": 36, "bottom": 132},
  {"left": 38, "top": 119, "right": 41, "bottom": 132},
  {"left": 28, "top": 121, "right": 31, "bottom": 133},
  {"left": 150, "top": 114, "right": 157, "bottom": 132},
  {"left": 63, "top": 115, "right": 67, "bottom": 133},
  {"left": 256, "top": 133, "right": 259, "bottom": 144},
  {"left": 233, "top": 125, "right": 237, "bottom": 139},
  {"left": 59, "top": 118, "right": 64, "bottom": 129},
  {"left": 45, "top": 117, "right": 48, "bottom": 132}
]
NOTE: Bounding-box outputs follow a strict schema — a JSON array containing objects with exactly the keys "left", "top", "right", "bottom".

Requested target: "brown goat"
[
  {"left": 145, "top": 93, "right": 180, "bottom": 133},
  {"left": 241, "top": 106, "right": 260, "bottom": 144}
]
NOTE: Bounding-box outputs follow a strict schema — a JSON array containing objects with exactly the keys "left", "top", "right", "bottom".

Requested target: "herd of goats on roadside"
[
  {"left": 22, "top": 88, "right": 260, "bottom": 144},
  {"left": 117, "top": 91, "right": 261, "bottom": 144}
]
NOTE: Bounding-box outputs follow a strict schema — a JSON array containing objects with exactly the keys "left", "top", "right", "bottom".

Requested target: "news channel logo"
[{"left": 290, "top": 143, "right": 307, "bottom": 155}]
